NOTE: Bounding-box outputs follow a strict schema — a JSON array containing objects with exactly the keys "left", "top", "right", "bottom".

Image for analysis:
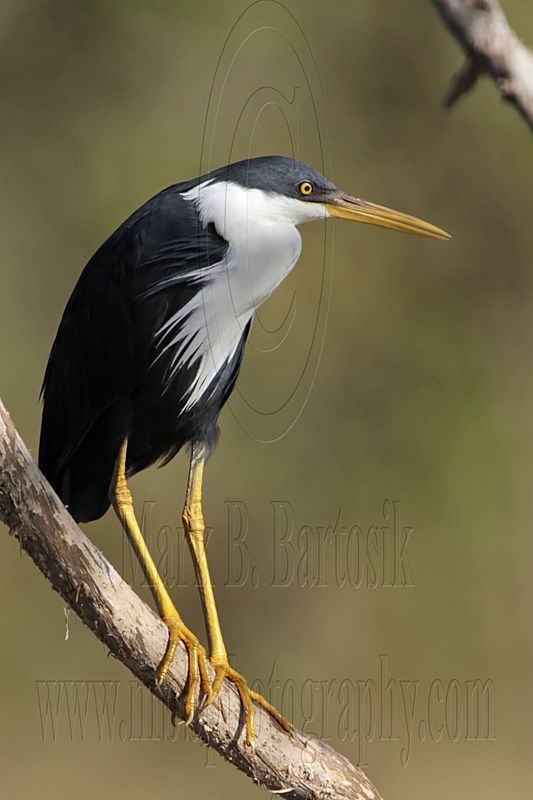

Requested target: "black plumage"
[
  {"left": 39, "top": 181, "right": 250, "bottom": 523},
  {"left": 39, "top": 155, "right": 447, "bottom": 527},
  {"left": 37, "top": 156, "right": 450, "bottom": 744}
]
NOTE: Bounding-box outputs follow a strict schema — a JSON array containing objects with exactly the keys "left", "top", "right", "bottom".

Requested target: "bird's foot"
[
  {"left": 155, "top": 612, "right": 211, "bottom": 724},
  {"left": 206, "top": 658, "right": 292, "bottom": 745}
]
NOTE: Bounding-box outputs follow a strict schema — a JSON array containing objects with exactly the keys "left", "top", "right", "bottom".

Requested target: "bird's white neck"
[
  {"left": 181, "top": 179, "right": 323, "bottom": 312},
  {"left": 169, "top": 179, "right": 325, "bottom": 410}
]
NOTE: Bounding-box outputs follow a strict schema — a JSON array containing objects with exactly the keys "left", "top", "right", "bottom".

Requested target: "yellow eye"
[{"left": 298, "top": 181, "right": 314, "bottom": 196}]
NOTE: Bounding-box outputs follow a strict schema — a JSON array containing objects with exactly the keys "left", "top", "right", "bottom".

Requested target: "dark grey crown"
[{"left": 200, "top": 156, "right": 337, "bottom": 201}]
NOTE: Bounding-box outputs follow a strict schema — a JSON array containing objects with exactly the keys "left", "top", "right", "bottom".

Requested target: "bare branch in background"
[
  {"left": 432, "top": 0, "right": 533, "bottom": 132},
  {"left": 0, "top": 396, "right": 381, "bottom": 800}
]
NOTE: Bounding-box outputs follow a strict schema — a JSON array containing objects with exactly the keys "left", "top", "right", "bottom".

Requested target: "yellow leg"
[
  {"left": 110, "top": 439, "right": 210, "bottom": 723},
  {"left": 183, "top": 444, "right": 292, "bottom": 745}
]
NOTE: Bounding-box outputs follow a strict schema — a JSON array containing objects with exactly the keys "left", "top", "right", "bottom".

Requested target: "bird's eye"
[{"left": 298, "top": 181, "right": 314, "bottom": 196}]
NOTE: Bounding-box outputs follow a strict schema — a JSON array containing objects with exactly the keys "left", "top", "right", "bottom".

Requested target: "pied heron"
[{"left": 39, "top": 155, "right": 449, "bottom": 744}]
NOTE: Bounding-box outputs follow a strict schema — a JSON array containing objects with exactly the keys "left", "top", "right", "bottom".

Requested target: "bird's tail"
[{"left": 54, "top": 466, "right": 111, "bottom": 523}]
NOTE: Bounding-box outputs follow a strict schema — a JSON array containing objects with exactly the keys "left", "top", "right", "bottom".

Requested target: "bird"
[{"left": 39, "top": 155, "right": 449, "bottom": 745}]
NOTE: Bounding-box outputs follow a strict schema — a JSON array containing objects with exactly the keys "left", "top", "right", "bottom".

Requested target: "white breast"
[{"left": 160, "top": 179, "right": 316, "bottom": 410}]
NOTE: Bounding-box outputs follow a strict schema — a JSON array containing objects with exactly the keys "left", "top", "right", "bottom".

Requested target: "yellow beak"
[{"left": 326, "top": 194, "right": 451, "bottom": 241}]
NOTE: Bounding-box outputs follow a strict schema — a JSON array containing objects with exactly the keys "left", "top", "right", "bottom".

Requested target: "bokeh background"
[{"left": 1, "top": 1, "right": 532, "bottom": 798}]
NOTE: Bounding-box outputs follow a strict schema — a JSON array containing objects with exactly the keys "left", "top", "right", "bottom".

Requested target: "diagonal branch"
[
  {"left": 432, "top": 0, "right": 533, "bottom": 133},
  {"left": 0, "top": 395, "right": 381, "bottom": 800}
]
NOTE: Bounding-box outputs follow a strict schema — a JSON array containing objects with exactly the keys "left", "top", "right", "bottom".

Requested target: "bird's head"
[{"left": 200, "top": 155, "right": 450, "bottom": 240}]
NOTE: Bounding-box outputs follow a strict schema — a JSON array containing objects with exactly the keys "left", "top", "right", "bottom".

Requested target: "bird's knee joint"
[
  {"left": 110, "top": 476, "right": 132, "bottom": 509},
  {"left": 182, "top": 502, "right": 204, "bottom": 538}
]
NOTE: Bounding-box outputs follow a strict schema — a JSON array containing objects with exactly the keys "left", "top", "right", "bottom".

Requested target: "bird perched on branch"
[{"left": 39, "top": 155, "right": 449, "bottom": 744}]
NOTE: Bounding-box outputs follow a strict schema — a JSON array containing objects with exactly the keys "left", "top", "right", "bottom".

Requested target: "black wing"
[{"left": 39, "top": 184, "right": 228, "bottom": 519}]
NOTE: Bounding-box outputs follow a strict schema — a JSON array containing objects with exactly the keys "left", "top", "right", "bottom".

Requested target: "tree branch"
[
  {"left": 0, "top": 396, "right": 381, "bottom": 800},
  {"left": 432, "top": 0, "right": 533, "bottom": 132}
]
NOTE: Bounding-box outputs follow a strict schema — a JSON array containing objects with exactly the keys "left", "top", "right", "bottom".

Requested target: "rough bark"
[
  {"left": 432, "top": 0, "right": 533, "bottom": 132},
  {"left": 0, "top": 396, "right": 381, "bottom": 800}
]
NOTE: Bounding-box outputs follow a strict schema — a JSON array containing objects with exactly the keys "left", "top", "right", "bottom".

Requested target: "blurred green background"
[{"left": 1, "top": 1, "right": 532, "bottom": 798}]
